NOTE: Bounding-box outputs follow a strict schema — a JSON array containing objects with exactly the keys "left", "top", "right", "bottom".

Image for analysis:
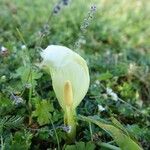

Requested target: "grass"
[{"left": 0, "top": 0, "right": 150, "bottom": 149}]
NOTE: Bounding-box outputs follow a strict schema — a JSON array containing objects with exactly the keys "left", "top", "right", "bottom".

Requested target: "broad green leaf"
[
  {"left": 111, "top": 117, "right": 129, "bottom": 136},
  {"left": 32, "top": 100, "right": 54, "bottom": 126},
  {"left": 75, "top": 142, "right": 85, "bottom": 150},
  {"left": 65, "top": 145, "right": 76, "bottom": 150},
  {"left": 111, "top": 117, "right": 140, "bottom": 143},
  {"left": 85, "top": 141, "right": 96, "bottom": 150},
  {"left": 98, "top": 142, "right": 121, "bottom": 150},
  {"left": 65, "top": 141, "right": 95, "bottom": 150},
  {"left": 79, "top": 115, "right": 143, "bottom": 150}
]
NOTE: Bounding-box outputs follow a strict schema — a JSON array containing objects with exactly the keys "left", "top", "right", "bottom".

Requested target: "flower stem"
[
  {"left": 50, "top": 118, "right": 60, "bottom": 150},
  {"left": 64, "top": 107, "right": 76, "bottom": 143}
]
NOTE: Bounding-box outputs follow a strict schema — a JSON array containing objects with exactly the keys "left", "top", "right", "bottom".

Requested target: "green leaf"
[
  {"left": 65, "top": 141, "right": 95, "bottom": 150},
  {"left": 79, "top": 115, "right": 143, "bottom": 150},
  {"left": 75, "top": 142, "right": 85, "bottom": 149},
  {"left": 0, "top": 116, "right": 23, "bottom": 134},
  {"left": 9, "top": 131, "right": 32, "bottom": 150},
  {"left": 14, "top": 65, "right": 42, "bottom": 88},
  {"left": 98, "top": 71, "right": 113, "bottom": 81},
  {"left": 32, "top": 100, "right": 54, "bottom": 126},
  {"left": 98, "top": 142, "right": 121, "bottom": 150},
  {"left": 111, "top": 117, "right": 129, "bottom": 136},
  {"left": 65, "top": 145, "right": 76, "bottom": 150},
  {"left": 85, "top": 141, "right": 96, "bottom": 150}
]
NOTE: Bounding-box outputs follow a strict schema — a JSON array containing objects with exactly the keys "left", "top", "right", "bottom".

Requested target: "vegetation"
[{"left": 0, "top": 0, "right": 150, "bottom": 149}]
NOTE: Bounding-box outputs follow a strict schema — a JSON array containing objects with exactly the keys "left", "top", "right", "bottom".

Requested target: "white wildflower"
[
  {"left": 128, "top": 63, "right": 137, "bottom": 75},
  {"left": 1, "top": 75, "right": 6, "bottom": 82},
  {"left": 95, "top": 80, "right": 100, "bottom": 85},
  {"left": 106, "top": 87, "right": 118, "bottom": 101},
  {"left": 21, "top": 45, "right": 26, "bottom": 50},
  {"left": 98, "top": 104, "right": 105, "bottom": 112}
]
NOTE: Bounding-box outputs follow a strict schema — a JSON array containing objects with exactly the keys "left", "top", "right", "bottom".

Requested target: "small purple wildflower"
[
  {"left": 10, "top": 93, "right": 24, "bottom": 106},
  {"left": 57, "top": 125, "right": 71, "bottom": 133},
  {"left": 53, "top": 0, "right": 70, "bottom": 14},
  {"left": 62, "top": 0, "right": 69, "bottom": 5},
  {"left": 74, "top": 5, "right": 97, "bottom": 49},
  {"left": 91, "top": 5, "right": 97, "bottom": 11},
  {"left": 53, "top": 5, "right": 61, "bottom": 14}
]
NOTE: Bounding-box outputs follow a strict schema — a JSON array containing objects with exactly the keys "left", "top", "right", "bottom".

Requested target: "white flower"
[
  {"left": 98, "top": 104, "right": 105, "bottom": 112},
  {"left": 21, "top": 45, "right": 26, "bottom": 50},
  {"left": 128, "top": 63, "right": 137, "bottom": 75},
  {"left": 1, "top": 46, "right": 7, "bottom": 51},
  {"left": 111, "top": 93, "right": 118, "bottom": 101},
  {"left": 1, "top": 75, "right": 6, "bottom": 81},
  {"left": 106, "top": 88, "right": 113, "bottom": 95},
  {"left": 95, "top": 80, "right": 100, "bottom": 85},
  {"left": 40, "top": 45, "right": 90, "bottom": 110},
  {"left": 106, "top": 87, "right": 118, "bottom": 101}
]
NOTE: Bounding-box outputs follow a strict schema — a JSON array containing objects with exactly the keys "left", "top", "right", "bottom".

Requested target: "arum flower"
[{"left": 40, "top": 45, "right": 90, "bottom": 142}]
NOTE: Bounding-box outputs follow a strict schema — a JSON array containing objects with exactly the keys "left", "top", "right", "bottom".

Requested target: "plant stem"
[
  {"left": 89, "top": 122, "right": 93, "bottom": 141},
  {"left": 50, "top": 118, "right": 60, "bottom": 150},
  {"left": 1, "top": 136, "right": 4, "bottom": 150},
  {"left": 99, "top": 142, "right": 121, "bottom": 150},
  {"left": 64, "top": 107, "right": 76, "bottom": 143},
  {"left": 28, "top": 67, "right": 33, "bottom": 125}
]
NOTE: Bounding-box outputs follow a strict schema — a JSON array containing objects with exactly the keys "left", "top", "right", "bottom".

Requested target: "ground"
[{"left": 0, "top": 0, "right": 150, "bottom": 150}]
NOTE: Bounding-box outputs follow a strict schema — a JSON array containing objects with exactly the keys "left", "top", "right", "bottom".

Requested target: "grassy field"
[{"left": 0, "top": 0, "right": 150, "bottom": 149}]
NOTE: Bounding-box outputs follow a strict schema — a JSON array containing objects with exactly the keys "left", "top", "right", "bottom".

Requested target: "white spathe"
[{"left": 40, "top": 45, "right": 90, "bottom": 110}]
